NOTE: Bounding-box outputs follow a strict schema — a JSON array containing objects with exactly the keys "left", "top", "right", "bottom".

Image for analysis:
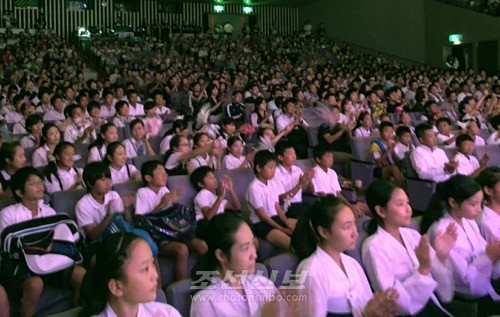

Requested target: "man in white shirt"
[{"left": 411, "top": 123, "right": 457, "bottom": 183}]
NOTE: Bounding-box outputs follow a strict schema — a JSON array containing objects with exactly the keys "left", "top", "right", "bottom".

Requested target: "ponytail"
[
  {"left": 88, "top": 123, "right": 115, "bottom": 150},
  {"left": 291, "top": 211, "right": 319, "bottom": 260},
  {"left": 420, "top": 175, "right": 482, "bottom": 234},
  {"left": 365, "top": 180, "right": 399, "bottom": 236}
]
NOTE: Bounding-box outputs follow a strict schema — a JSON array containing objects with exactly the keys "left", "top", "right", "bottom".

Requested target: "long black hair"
[
  {"left": 88, "top": 123, "right": 117, "bottom": 150},
  {"left": 79, "top": 233, "right": 142, "bottom": 317},
  {"left": 44, "top": 142, "right": 75, "bottom": 189},
  {"left": 39, "top": 123, "right": 61, "bottom": 148},
  {"left": 291, "top": 195, "right": 347, "bottom": 259},
  {"left": 365, "top": 180, "right": 400, "bottom": 235},
  {"left": 191, "top": 213, "right": 246, "bottom": 288},
  {"left": 420, "top": 175, "right": 482, "bottom": 234}
]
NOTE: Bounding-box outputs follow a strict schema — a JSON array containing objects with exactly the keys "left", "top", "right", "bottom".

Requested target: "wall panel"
[{"left": 1, "top": 0, "right": 299, "bottom": 39}]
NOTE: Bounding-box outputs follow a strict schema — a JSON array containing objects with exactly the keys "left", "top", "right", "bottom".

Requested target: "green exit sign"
[{"left": 449, "top": 34, "right": 462, "bottom": 44}]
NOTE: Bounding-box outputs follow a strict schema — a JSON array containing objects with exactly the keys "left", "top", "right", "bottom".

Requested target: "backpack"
[{"left": 0, "top": 214, "right": 83, "bottom": 276}]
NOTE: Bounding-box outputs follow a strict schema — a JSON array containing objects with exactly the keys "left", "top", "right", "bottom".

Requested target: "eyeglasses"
[{"left": 26, "top": 180, "right": 44, "bottom": 187}]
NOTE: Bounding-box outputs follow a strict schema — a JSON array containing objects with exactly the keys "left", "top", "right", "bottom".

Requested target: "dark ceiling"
[{"left": 165, "top": 0, "right": 317, "bottom": 7}]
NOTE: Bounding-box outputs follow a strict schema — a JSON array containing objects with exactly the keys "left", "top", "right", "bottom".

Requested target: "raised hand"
[
  {"left": 480, "top": 152, "right": 490, "bottom": 168},
  {"left": 217, "top": 178, "right": 226, "bottom": 198},
  {"left": 415, "top": 235, "right": 432, "bottom": 275},
  {"left": 434, "top": 222, "right": 458, "bottom": 262},
  {"left": 222, "top": 175, "right": 234, "bottom": 191},
  {"left": 364, "top": 288, "right": 399, "bottom": 317}
]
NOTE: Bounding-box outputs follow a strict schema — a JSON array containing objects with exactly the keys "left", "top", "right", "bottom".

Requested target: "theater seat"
[
  {"left": 257, "top": 237, "right": 281, "bottom": 262},
  {"left": 264, "top": 252, "right": 300, "bottom": 288},
  {"left": 404, "top": 153, "right": 436, "bottom": 213},
  {"left": 350, "top": 137, "right": 375, "bottom": 190},
  {"left": 35, "top": 286, "right": 72, "bottom": 317},
  {"left": 159, "top": 253, "right": 198, "bottom": 289},
  {"left": 50, "top": 189, "right": 87, "bottom": 221},
  {"left": 474, "top": 144, "right": 500, "bottom": 167},
  {"left": 167, "top": 175, "right": 198, "bottom": 209},
  {"left": 45, "top": 289, "right": 167, "bottom": 317},
  {"left": 133, "top": 154, "right": 165, "bottom": 170},
  {"left": 214, "top": 168, "right": 254, "bottom": 219},
  {"left": 165, "top": 263, "right": 267, "bottom": 317},
  {"left": 112, "top": 180, "right": 142, "bottom": 199}
]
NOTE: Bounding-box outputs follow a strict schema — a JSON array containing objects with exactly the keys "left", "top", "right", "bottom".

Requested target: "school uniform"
[
  {"left": 190, "top": 274, "right": 277, "bottom": 317},
  {"left": 128, "top": 103, "right": 145, "bottom": 117},
  {"left": 109, "top": 164, "right": 138, "bottom": 185},
  {"left": 160, "top": 134, "right": 174, "bottom": 154},
  {"left": 245, "top": 177, "right": 284, "bottom": 239},
  {"left": 100, "top": 105, "right": 116, "bottom": 118},
  {"left": 44, "top": 167, "right": 83, "bottom": 194},
  {"left": 112, "top": 115, "right": 135, "bottom": 128},
  {"left": 43, "top": 109, "right": 65, "bottom": 122},
  {"left": 97, "top": 301, "right": 181, "bottom": 317},
  {"left": 187, "top": 155, "right": 216, "bottom": 174},
  {"left": 32, "top": 144, "right": 52, "bottom": 167},
  {"left": 123, "top": 138, "right": 146, "bottom": 158},
  {"left": 64, "top": 123, "right": 94, "bottom": 144},
  {"left": 88, "top": 145, "right": 107, "bottom": 163},
  {"left": 311, "top": 165, "right": 341, "bottom": 196},
  {"left": 222, "top": 153, "right": 249, "bottom": 170},
  {"left": 75, "top": 191, "right": 124, "bottom": 229},
  {"left": 0, "top": 200, "right": 56, "bottom": 234},
  {"left": 480, "top": 205, "right": 500, "bottom": 242},
  {"left": 134, "top": 186, "right": 170, "bottom": 216},
  {"left": 353, "top": 127, "right": 372, "bottom": 138},
  {"left": 486, "top": 131, "right": 500, "bottom": 145},
  {"left": 20, "top": 134, "right": 37, "bottom": 149},
  {"left": 12, "top": 120, "right": 27, "bottom": 135},
  {"left": 394, "top": 142, "right": 412, "bottom": 161},
  {"left": 4, "top": 110, "right": 22, "bottom": 124},
  {"left": 473, "top": 136, "right": 486, "bottom": 147},
  {"left": 273, "top": 164, "right": 310, "bottom": 218},
  {"left": 410, "top": 145, "right": 454, "bottom": 183},
  {"left": 362, "top": 226, "right": 453, "bottom": 316},
  {"left": 427, "top": 213, "right": 499, "bottom": 299},
  {"left": 297, "top": 247, "right": 373, "bottom": 317},
  {"left": 436, "top": 133, "right": 456, "bottom": 148},
  {"left": 193, "top": 189, "right": 227, "bottom": 221},
  {"left": 165, "top": 152, "right": 187, "bottom": 176},
  {"left": 454, "top": 152, "right": 479, "bottom": 176},
  {"left": 155, "top": 106, "right": 171, "bottom": 116}
]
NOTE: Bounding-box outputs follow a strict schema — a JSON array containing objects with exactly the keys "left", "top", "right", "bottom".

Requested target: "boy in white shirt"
[
  {"left": 190, "top": 166, "right": 241, "bottom": 238},
  {"left": 436, "top": 117, "right": 460, "bottom": 148},
  {"left": 0, "top": 167, "right": 85, "bottom": 317},
  {"left": 454, "top": 134, "right": 490, "bottom": 178},
  {"left": 394, "top": 126, "right": 414, "bottom": 161},
  {"left": 245, "top": 150, "right": 297, "bottom": 250},
  {"left": 43, "top": 94, "right": 66, "bottom": 122},
  {"left": 135, "top": 160, "right": 207, "bottom": 281},
  {"left": 273, "top": 141, "right": 314, "bottom": 218},
  {"left": 308, "top": 144, "right": 369, "bottom": 217}
]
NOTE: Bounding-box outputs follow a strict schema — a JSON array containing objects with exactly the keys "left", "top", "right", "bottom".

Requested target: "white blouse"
[
  {"left": 297, "top": 247, "right": 372, "bottom": 317},
  {"left": 362, "top": 226, "right": 453, "bottom": 316},
  {"left": 427, "top": 213, "right": 499, "bottom": 299}
]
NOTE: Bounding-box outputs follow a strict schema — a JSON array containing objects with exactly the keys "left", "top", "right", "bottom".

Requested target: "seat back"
[
  {"left": 351, "top": 137, "right": 373, "bottom": 162},
  {"left": 73, "top": 143, "right": 90, "bottom": 166},
  {"left": 264, "top": 252, "right": 300, "bottom": 288},
  {"left": 24, "top": 147, "right": 36, "bottom": 165},
  {"left": 295, "top": 158, "right": 315, "bottom": 172},
  {"left": 165, "top": 278, "right": 193, "bottom": 317},
  {"left": 167, "top": 175, "right": 198, "bottom": 209},
  {"left": 133, "top": 154, "right": 165, "bottom": 170},
  {"left": 441, "top": 146, "right": 458, "bottom": 160},
  {"left": 404, "top": 153, "right": 419, "bottom": 178},
  {"left": 112, "top": 181, "right": 142, "bottom": 199},
  {"left": 50, "top": 189, "right": 87, "bottom": 221},
  {"left": 475, "top": 144, "right": 500, "bottom": 167},
  {"left": 214, "top": 168, "right": 254, "bottom": 218},
  {"left": 0, "top": 197, "right": 16, "bottom": 211}
]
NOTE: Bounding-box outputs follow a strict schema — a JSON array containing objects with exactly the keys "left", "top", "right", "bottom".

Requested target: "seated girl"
[
  {"left": 160, "top": 119, "right": 189, "bottom": 154},
  {"left": 88, "top": 123, "right": 119, "bottom": 163},
  {"left": 44, "top": 142, "right": 84, "bottom": 194},
  {"left": 32, "top": 123, "right": 61, "bottom": 168},
  {"left": 0, "top": 142, "right": 27, "bottom": 199},
  {"left": 296, "top": 195, "right": 398, "bottom": 317},
  {"left": 164, "top": 135, "right": 219, "bottom": 176},
  {"left": 20, "top": 114, "right": 43, "bottom": 149},
  {"left": 112, "top": 100, "right": 135, "bottom": 128},
  {"left": 362, "top": 180, "right": 457, "bottom": 316},
  {"left": 222, "top": 136, "right": 254, "bottom": 170},
  {"left": 105, "top": 141, "right": 141, "bottom": 185},
  {"left": 187, "top": 132, "right": 222, "bottom": 174},
  {"left": 79, "top": 233, "right": 181, "bottom": 317}
]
